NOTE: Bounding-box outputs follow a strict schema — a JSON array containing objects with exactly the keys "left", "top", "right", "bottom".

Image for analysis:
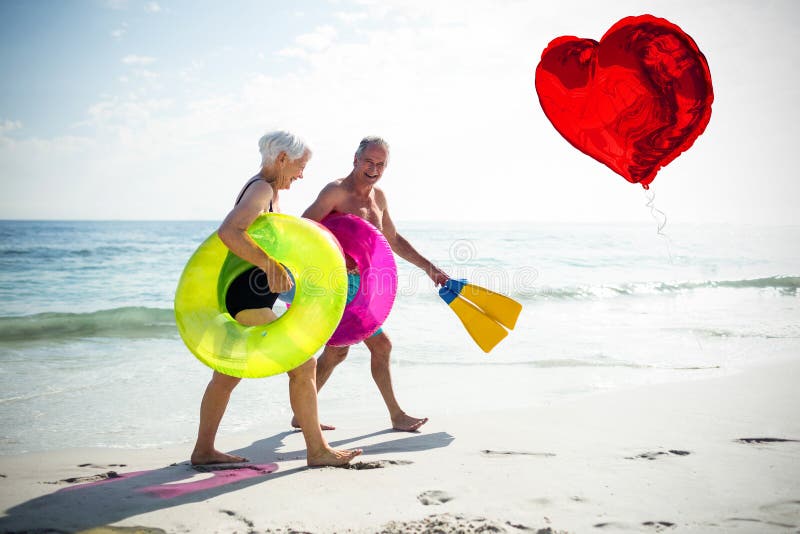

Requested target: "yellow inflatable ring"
[{"left": 174, "top": 213, "right": 347, "bottom": 378}]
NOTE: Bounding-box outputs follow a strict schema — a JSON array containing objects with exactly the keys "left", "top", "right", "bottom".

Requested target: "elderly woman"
[{"left": 191, "top": 130, "right": 361, "bottom": 467}]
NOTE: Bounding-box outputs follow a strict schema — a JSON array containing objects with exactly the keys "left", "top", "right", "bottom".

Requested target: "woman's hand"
[{"left": 263, "top": 257, "right": 293, "bottom": 294}]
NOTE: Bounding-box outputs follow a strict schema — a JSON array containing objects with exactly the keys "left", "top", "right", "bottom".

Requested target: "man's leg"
[
  {"left": 287, "top": 357, "right": 362, "bottom": 466},
  {"left": 315, "top": 271, "right": 356, "bottom": 392},
  {"left": 290, "top": 344, "right": 349, "bottom": 429},
  {"left": 316, "top": 344, "right": 350, "bottom": 390},
  {"left": 363, "top": 331, "right": 428, "bottom": 432}
]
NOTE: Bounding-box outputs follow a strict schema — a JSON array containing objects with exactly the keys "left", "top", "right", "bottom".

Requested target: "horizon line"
[{"left": 0, "top": 218, "right": 798, "bottom": 228}]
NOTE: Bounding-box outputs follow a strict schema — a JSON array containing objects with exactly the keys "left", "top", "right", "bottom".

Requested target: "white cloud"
[
  {"left": 87, "top": 96, "right": 173, "bottom": 128},
  {"left": 276, "top": 25, "right": 338, "bottom": 60},
  {"left": 25, "top": 4, "right": 571, "bottom": 219},
  {"left": 103, "top": 0, "right": 128, "bottom": 10},
  {"left": 0, "top": 120, "right": 22, "bottom": 135},
  {"left": 133, "top": 69, "right": 158, "bottom": 80},
  {"left": 111, "top": 27, "right": 126, "bottom": 40},
  {"left": 178, "top": 60, "right": 205, "bottom": 82},
  {"left": 122, "top": 54, "right": 157, "bottom": 66},
  {"left": 335, "top": 11, "right": 368, "bottom": 24},
  {"left": 275, "top": 47, "right": 307, "bottom": 59},
  {"left": 0, "top": 135, "right": 97, "bottom": 217},
  {"left": 4, "top": 0, "right": 799, "bottom": 224},
  {"left": 144, "top": 2, "right": 161, "bottom": 13},
  {"left": 294, "top": 25, "right": 338, "bottom": 51}
]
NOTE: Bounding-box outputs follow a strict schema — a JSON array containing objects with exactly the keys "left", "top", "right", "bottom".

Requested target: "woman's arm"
[{"left": 217, "top": 180, "right": 292, "bottom": 293}]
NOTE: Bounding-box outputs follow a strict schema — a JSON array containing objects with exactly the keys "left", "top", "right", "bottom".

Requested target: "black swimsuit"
[{"left": 225, "top": 179, "right": 280, "bottom": 317}]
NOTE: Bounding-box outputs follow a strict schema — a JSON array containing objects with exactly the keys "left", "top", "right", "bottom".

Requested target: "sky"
[{"left": 0, "top": 0, "right": 798, "bottom": 224}]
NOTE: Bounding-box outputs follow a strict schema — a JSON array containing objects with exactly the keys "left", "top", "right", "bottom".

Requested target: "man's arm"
[
  {"left": 217, "top": 180, "right": 292, "bottom": 293},
  {"left": 302, "top": 183, "right": 340, "bottom": 222},
  {"left": 379, "top": 191, "right": 449, "bottom": 286}
]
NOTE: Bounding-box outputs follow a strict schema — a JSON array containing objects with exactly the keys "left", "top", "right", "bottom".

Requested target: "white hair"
[
  {"left": 355, "top": 136, "right": 390, "bottom": 161},
  {"left": 258, "top": 130, "right": 310, "bottom": 167}
]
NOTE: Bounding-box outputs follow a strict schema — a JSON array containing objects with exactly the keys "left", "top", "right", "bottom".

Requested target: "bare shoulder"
[
  {"left": 319, "top": 178, "right": 348, "bottom": 197},
  {"left": 238, "top": 178, "right": 274, "bottom": 208},
  {"left": 221, "top": 178, "right": 274, "bottom": 234},
  {"left": 318, "top": 178, "right": 352, "bottom": 204},
  {"left": 373, "top": 186, "right": 389, "bottom": 207},
  {"left": 303, "top": 178, "right": 348, "bottom": 219}
]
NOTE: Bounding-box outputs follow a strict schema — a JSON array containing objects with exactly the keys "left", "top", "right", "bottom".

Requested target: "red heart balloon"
[{"left": 535, "top": 15, "right": 713, "bottom": 188}]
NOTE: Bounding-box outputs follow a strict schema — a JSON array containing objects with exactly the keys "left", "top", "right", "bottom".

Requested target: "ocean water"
[{"left": 0, "top": 220, "right": 798, "bottom": 455}]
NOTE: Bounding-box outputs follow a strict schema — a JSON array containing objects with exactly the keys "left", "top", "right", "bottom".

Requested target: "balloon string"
[{"left": 644, "top": 188, "right": 674, "bottom": 262}]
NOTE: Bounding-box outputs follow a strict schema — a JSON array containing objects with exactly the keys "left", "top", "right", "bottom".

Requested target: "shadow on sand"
[{"left": 0, "top": 429, "right": 454, "bottom": 532}]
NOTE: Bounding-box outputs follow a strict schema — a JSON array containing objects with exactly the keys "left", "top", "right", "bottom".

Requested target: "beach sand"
[{"left": 1, "top": 358, "right": 798, "bottom": 533}]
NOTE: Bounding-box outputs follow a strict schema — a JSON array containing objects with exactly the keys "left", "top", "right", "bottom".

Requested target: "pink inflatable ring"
[{"left": 321, "top": 213, "right": 397, "bottom": 346}]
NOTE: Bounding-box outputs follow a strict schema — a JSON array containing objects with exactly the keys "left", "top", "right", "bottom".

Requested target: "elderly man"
[{"left": 297, "top": 136, "right": 449, "bottom": 432}]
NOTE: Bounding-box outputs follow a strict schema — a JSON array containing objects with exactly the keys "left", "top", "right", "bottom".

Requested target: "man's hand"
[
  {"left": 264, "top": 257, "right": 294, "bottom": 294},
  {"left": 427, "top": 265, "right": 449, "bottom": 287}
]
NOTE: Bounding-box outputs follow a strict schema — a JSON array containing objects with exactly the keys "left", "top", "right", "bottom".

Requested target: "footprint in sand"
[
  {"left": 417, "top": 490, "right": 453, "bottom": 505},
  {"left": 642, "top": 521, "right": 676, "bottom": 530},
  {"left": 344, "top": 459, "right": 413, "bottom": 470},
  {"left": 724, "top": 517, "right": 797, "bottom": 530},
  {"left": 595, "top": 521, "right": 675, "bottom": 531},
  {"left": 749, "top": 500, "right": 800, "bottom": 529},
  {"left": 736, "top": 437, "right": 800, "bottom": 444},
  {"left": 625, "top": 450, "right": 690, "bottom": 460},
  {"left": 380, "top": 514, "right": 544, "bottom": 533},
  {"left": 46, "top": 471, "right": 123, "bottom": 484},
  {"left": 481, "top": 449, "right": 556, "bottom": 457},
  {"left": 73, "top": 527, "right": 166, "bottom": 533},
  {"left": 220, "top": 509, "right": 256, "bottom": 530}
]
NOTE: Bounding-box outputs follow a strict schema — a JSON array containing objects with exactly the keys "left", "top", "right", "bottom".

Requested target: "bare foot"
[
  {"left": 190, "top": 449, "right": 248, "bottom": 466},
  {"left": 307, "top": 447, "right": 362, "bottom": 467},
  {"left": 392, "top": 413, "right": 428, "bottom": 432},
  {"left": 291, "top": 415, "right": 335, "bottom": 431}
]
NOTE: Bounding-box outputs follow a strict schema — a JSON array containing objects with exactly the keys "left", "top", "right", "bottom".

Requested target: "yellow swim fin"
[
  {"left": 440, "top": 289, "right": 508, "bottom": 353},
  {"left": 446, "top": 279, "right": 522, "bottom": 330}
]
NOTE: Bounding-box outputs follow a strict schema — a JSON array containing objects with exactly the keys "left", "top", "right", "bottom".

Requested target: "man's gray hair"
[
  {"left": 258, "top": 130, "right": 310, "bottom": 167},
  {"left": 355, "top": 136, "right": 390, "bottom": 161}
]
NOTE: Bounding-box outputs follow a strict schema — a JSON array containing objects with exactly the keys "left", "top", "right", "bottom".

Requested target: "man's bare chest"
[{"left": 337, "top": 198, "right": 383, "bottom": 230}]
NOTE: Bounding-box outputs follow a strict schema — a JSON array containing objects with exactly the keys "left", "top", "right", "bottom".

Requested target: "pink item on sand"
[{"left": 139, "top": 463, "right": 278, "bottom": 499}]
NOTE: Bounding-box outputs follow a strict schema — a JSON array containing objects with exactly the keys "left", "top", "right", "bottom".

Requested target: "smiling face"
[
  {"left": 353, "top": 143, "right": 388, "bottom": 186},
  {"left": 276, "top": 150, "right": 310, "bottom": 190}
]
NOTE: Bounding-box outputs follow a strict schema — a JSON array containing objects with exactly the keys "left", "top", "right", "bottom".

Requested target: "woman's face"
[{"left": 277, "top": 150, "right": 310, "bottom": 190}]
